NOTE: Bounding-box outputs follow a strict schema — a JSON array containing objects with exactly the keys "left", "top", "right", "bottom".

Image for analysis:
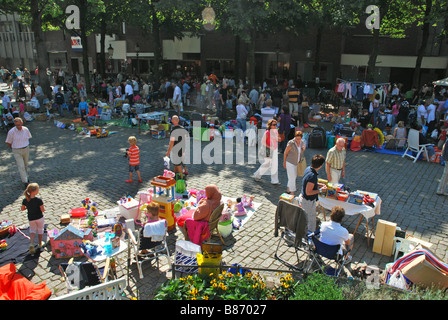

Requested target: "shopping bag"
[
  {"left": 175, "top": 173, "right": 186, "bottom": 194},
  {"left": 163, "top": 156, "right": 170, "bottom": 169},
  {"left": 297, "top": 157, "right": 307, "bottom": 177},
  {"left": 197, "top": 252, "right": 222, "bottom": 276}
]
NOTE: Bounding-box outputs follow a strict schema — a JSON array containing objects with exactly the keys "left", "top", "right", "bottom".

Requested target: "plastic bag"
[
  {"left": 163, "top": 156, "right": 170, "bottom": 169},
  {"left": 387, "top": 270, "right": 409, "bottom": 290}
]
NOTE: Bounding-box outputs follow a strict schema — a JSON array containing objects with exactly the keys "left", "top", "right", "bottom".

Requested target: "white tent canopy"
[{"left": 433, "top": 77, "right": 448, "bottom": 86}]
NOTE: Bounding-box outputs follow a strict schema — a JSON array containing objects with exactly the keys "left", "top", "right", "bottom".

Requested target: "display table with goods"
[{"left": 316, "top": 180, "right": 381, "bottom": 245}]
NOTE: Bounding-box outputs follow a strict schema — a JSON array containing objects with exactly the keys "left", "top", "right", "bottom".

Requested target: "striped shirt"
[
  {"left": 5, "top": 126, "right": 32, "bottom": 149},
  {"left": 326, "top": 146, "right": 346, "bottom": 170},
  {"left": 128, "top": 145, "right": 140, "bottom": 165},
  {"left": 287, "top": 87, "right": 299, "bottom": 103}
]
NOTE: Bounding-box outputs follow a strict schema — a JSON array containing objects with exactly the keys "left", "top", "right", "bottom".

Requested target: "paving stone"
[{"left": 1, "top": 83, "right": 447, "bottom": 298}]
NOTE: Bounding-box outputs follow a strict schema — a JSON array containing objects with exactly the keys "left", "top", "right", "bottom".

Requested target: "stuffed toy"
[
  {"left": 196, "top": 190, "right": 206, "bottom": 204},
  {"left": 234, "top": 198, "right": 246, "bottom": 217}
]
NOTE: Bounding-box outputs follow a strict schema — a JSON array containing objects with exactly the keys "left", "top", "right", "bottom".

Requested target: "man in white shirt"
[
  {"left": 125, "top": 80, "right": 134, "bottom": 105},
  {"left": 1, "top": 91, "right": 11, "bottom": 113},
  {"left": 417, "top": 102, "right": 427, "bottom": 126},
  {"left": 427, "top": 100, "right": 437, "bottom": 135},
  {"left": 172, "top": 83, "right": 182, "bottom": 112},
  {"left": 320, "top": 206, "right": 353, "bottom": 260},
  {"left": 5, "top": 118, "right": 32, "bottom": 187}
]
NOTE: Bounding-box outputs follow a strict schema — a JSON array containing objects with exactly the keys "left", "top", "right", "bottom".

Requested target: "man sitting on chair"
[
  {"left": 319, "top": 206, "right": 353, "bottom": 263},
  {"left": 417, "top": 125, "right": 436, "bottom": 161}
]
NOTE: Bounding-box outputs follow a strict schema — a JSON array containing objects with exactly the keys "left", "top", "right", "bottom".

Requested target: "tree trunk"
[
  {"left": 412, "top": 0, "right": 432, "bottom": 88},
  {"left": 247, "top": 33, "right": 256, "bottom": 89},
  {"left": 30, "top": 0, "right": 51, "bottom": 99},
  {"left": 79, "top": 2, "right": 91, "bottom": 94},
  {"left": 367, "top": 28, "right": 379, "bottom": 83},
  {"left": 151, "top": 4, "right": 161, "bottom": 84},
  {"left": 313, "top": 26, "right": 323, "bottom": 98},
  {"left": 234, "top": 36, "right": 240, "bottom": 83},
  {"left": 99, "top": 16, "right": 106, "bottom": 76}
]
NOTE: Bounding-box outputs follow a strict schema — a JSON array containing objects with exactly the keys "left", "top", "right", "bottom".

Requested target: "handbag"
[
  {"left": 297, "top": 156, "right": 307, "bottom": 177},
  {"left": 259, "top": 145, "right": 270, "bottom": 158},
  {"left": 278, "top": 132, "right": 285, "bottom": 142}
]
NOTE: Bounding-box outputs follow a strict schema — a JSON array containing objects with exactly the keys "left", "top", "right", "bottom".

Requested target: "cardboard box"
[
  {"left": 373, "top": 219, "right": 397, "bottom": 256},
  {"left": 347, "top": 192, "right": 364, "bottom": 205},
  {"left": 280, "top": 193, "right": 295, "bottom": 202},
  {"left": 401, "top": 255, "right": 448, "bottom": 290},
  {"left": 60, "top": 214, "right": 71, "bottom": 224}
]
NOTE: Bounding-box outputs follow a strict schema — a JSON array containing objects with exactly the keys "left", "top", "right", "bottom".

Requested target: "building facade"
[{"left": 1, "top": 13, "right": 447, "bottom": 91}]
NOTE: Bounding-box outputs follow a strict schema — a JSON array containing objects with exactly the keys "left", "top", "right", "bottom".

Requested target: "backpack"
[
  {"left": 55, "top": 93, "right": 64, "bottom": 104},
  {"left": 308, "top": 127, "right": 326, "bottom": 148}
]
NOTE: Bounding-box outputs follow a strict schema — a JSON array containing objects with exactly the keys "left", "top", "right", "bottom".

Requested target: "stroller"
[{"left": 1, "top": 112, "right": 14, "bottom": 132}]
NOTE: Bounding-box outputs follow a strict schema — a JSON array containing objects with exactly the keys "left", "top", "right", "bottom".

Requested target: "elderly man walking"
[
  {"left": 325, "top": 138, "right": 346, "bottom": 185},
  {"left": 5, "top": 117, "right": 32, "bottom": 188}
]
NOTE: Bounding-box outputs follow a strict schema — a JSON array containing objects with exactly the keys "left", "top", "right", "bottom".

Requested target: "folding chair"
[
  {"left": 274, "top": 200, "right": 310, "bottom": 272},
  {"left": 59, "top": 257, "right": 112, "bottom": 293},
  {"left": 126, "top": 219, "right": 171, "bottom": 279},
  {"left": 305, "top": 231, "right": 351, "bottom": 277},
  {"left": 402, "top": 128, "right": 432, "bottom": 163}
]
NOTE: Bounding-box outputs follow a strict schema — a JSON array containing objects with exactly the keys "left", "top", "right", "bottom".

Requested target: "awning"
[{"left": 433, "top": 77, "right": 448, "bottom": 86}]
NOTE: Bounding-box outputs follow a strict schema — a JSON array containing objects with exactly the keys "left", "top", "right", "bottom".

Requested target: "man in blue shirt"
[
  {"left": 299, "top": 154, "right": 327, "bottom": 232},
  {"left": 182, "top": 81, "right": 191, "bottom": 107}
]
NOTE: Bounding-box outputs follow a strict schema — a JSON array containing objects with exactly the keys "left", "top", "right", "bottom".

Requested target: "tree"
[
  {"left": 300, "top": 0, "right": 359, "bottom": 87},
  {"left": 124, "top": 0, "right": 203, "bottom": 83},
  {"left": 411, "top": 0, "right": 448, "bottom": 88},
  {"left": 2, "top": 0, "right": 55, "bottom": 98},
  {"left": 210, "top": 0, "right": 296, "bottom": 88}
]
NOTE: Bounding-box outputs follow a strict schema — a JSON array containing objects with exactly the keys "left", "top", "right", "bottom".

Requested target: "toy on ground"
[
  {"left": 218, "top": 210, "right": 234, "bottom": 237},
  {"left": 241, "top": 195, "right": 254, "bottom": 208},
  {"left": 0, "top": 240, "right": 7, "bottom": 250},
  {"left": 81, "top": 198, "right": 99, "bottom": 216},
  {"left": 49, "top": 225, "right": 94, "bottom": 259},
  {"left": 234, "top": 198, "right": 246, "bottom": 217}
]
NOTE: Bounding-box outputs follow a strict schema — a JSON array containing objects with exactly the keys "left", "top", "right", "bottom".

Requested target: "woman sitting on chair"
[{"left": 176, "top": 185, "right": 222, "bottom": 229}]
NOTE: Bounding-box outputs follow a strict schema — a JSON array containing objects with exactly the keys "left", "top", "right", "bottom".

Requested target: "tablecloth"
[{"left": 317, "top": 195, "right": 382, "bottom": 220}]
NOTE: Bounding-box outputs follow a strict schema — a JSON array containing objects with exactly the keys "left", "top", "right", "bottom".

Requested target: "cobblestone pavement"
[{"left": 1, "top": 83, "right": 448, "bottom": 299}]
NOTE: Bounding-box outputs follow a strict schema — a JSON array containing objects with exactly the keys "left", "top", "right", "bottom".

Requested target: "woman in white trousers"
[
  {"left": 283, "top": 131, "right": 306, "bottom": 195},
  {"left": 254, "top": 119, "right": 280, "bottom": 185}
]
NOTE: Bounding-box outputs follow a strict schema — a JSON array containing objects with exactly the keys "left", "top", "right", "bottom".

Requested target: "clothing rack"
[{"left": 336, "top": 78, "right": 390, "bottom": 87}]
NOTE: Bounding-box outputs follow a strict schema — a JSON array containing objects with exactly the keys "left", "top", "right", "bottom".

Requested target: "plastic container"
[
  {"left": 69, "top": 208, "right": 87, "bottom": 218},
  {"left": 117, "top": 199, "right": 139, "bottom": 219}
]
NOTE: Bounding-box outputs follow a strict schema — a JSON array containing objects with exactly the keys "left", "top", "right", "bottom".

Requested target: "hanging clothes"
[{"left": 345, "top": 82, "right": 352, "bottom": 99}]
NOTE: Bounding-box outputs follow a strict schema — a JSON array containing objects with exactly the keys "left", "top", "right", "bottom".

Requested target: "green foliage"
[
  {"left": 291, "top": 272, "right": 344, "bottom": 300},
  {"left": 154, "top": 271, "right": 270, "bottom": 300}
]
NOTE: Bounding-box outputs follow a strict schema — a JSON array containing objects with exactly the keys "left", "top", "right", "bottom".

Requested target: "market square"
[{"left": 1, "top": 0, "right": 448, "bottom": 301}]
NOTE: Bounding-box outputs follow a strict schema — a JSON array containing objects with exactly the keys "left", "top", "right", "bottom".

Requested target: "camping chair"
[
  {"left": 402, "top": 128, "right": 432, "bottom": 163},
  {"left": 126, "top": 219, "right": 171, "bottom": 279},
  {"left": 305, "top": 231, "right": 351, "bottom": 277},
  {"left": 59, "top": 257, "right": 112, "bottom": 293},
  {"left": 207, "top": 203, "right": 225, "bottom": 245},
  {"left": 274, "top": 200, "right": 310, "bottom": 272}
]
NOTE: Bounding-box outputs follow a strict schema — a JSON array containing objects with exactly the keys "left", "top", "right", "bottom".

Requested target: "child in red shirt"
[{"left": 126, "top": 136, "right": 142, "bottom": 183}]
